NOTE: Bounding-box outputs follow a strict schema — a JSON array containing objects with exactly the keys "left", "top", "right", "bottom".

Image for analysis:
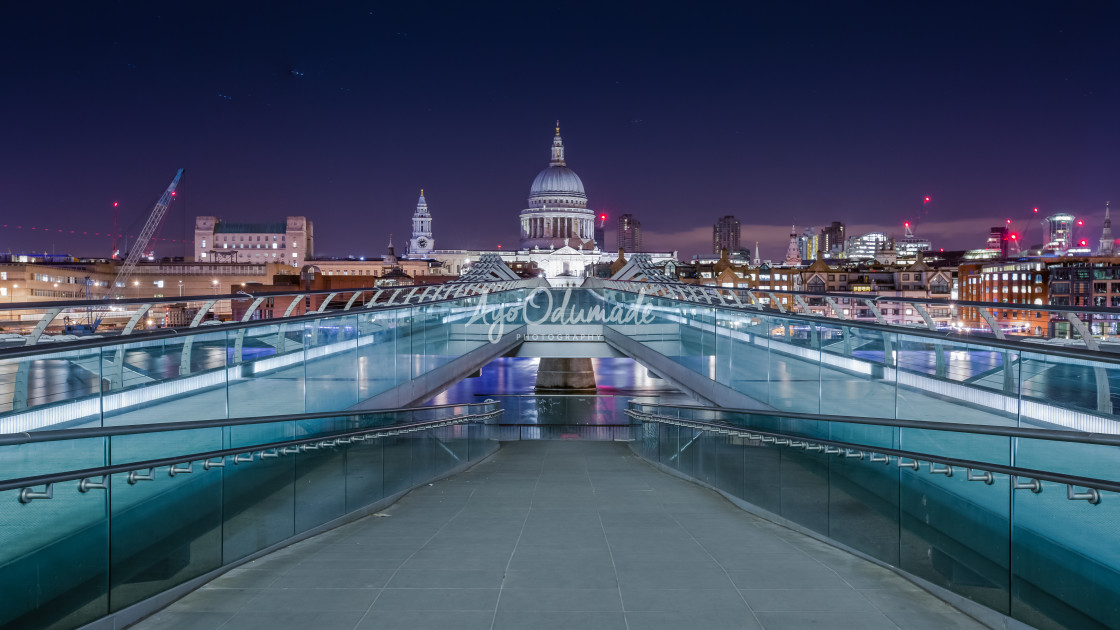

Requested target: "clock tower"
[{"left": 408, "top": 189, "right": 434, "bottom": 257}]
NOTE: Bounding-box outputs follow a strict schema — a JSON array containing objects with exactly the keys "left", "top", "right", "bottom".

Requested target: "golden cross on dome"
[{"left": 555, "top": 120, "right": 560, "bottom": 135}]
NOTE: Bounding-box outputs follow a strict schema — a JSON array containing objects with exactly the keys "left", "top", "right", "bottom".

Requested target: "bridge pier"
[{"left": 535, "top": 357, "right": 597, "bottom": 391}]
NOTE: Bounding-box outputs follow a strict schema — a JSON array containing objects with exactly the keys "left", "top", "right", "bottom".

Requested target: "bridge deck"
[{"left": 134, "top": 441, "right": 984, "bottom": 630}]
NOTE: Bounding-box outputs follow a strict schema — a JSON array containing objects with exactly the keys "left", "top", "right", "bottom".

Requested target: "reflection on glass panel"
[
  {"left": 779, "top": 448, "right": 829, "bottom": 535},
  {"left": 228, "top": 323, "right": 303, "bottom": 420},
  {"left": 828, "top": 455, "right": 899, "bottom": 564},
  {"left": 0, "top": 347, "right": 105, "bottom": 433},
  {"left": 109, "top": 466, "right": 223, "bottom": 611},
  {"left": 304, "top": 314, "right": 358, "bottom": 412},
  {"left": 357, "top": 309, "right": 407, "bottom": 399},
  {"left": 819, "top": 326, "right": 896, "bottom": 420},
  {"left": 896, "top": 336, "right": 1019, "bottom": 426},
  {"left": 0, "top": 484, "right": 109, "bottom": 630},
  {"left": 106, "top": 331, "right": 230, "bottom": 427},
  {"left": 294, "top": 447, "right": 346, "bottom": 533},
  {"left": 1020, "top": 351, "right": 1120, "bottom": 431},
  {"left": 1012, "top": 485, "right": 1120, "bottom": 629},
  {"left": 223, "top": 454, "right": 296, "bottom": 563}
]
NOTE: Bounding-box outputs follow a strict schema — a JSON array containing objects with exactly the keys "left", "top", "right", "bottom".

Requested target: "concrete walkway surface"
[{"left": 133, "top": 441, "right": 987, "bottom": 630}]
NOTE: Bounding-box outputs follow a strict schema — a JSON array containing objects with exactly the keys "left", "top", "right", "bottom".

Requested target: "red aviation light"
[
  {"left": 1081, "top": 240, "right": 1088, "bottom": 246},
  {"left": 1077, "top": 220, "right": 1084, "bottom": 226},
  {"left": 1011, "top": 234, "right": 1018, "bottom": 240},
  {"left": 924, "top": 197, "right": 930, "bottom": 202},
  {"left": 113, "top": 202, "right": 119, "bottom": 207},
  {"left": 904, "top": 221, "right": 910, "bottom": 228},
  {"left": 1034, "top": 208, "right": 1039, "bottom": 213},
  {"left": 171, "top": 191, "right": 177, "bottom": 197}
]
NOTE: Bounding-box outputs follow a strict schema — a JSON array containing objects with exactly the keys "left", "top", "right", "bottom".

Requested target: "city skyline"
[{"left": 2, "top": 2, "right": 1118, "bottom": 259}]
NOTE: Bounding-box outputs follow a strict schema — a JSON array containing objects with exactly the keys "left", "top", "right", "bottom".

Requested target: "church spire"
[
  {"left": 1100, "top": 201, "right": 1114, "bottom": 256},
  {"left": 550, "top": 122, "right": 566, "bottom": 166},
  {"left": 784, "top": 225, "right": 802, "bottom": 266}
]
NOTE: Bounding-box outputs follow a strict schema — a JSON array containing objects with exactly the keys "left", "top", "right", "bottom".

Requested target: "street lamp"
[
  {"left": 178, "top": 280, "right": 183, "bottom": 297},
  {"left": 133, "top": 280, "right": 140, "bottom": 298}
]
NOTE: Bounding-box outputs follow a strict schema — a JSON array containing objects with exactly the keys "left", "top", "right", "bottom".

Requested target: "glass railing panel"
[
  {"left": 779, "top": 415, "right": 830, "bottom": 442},
  {"left": 356, "top": 308, "right": 408, "bottom": 398},
  {"left": 109, "top": 426, "right": 223, "bottom": 466},
  {"left": 1011, "top": 484, "right": 1120, "bottom": 630},
  {"left": 0, "top": 436, "right": 104, "bottom": 480},
  {"left": 827, "top": 419, "right": 895, "bottom": 451},
  {"left": 344, "top": 434, "right": 385, "bottom": 512},
  {"left": 657, "top": 422, "right": 679, "bottom": 470},
  {"left": 434, "top": 423, "right": 469, "bottom": 468},
  {"left": 222, "top": 451, "right": 296, "bottom": 564},
  {"left": 675, "top": 426, "right": 702, "bottom": 480},
  {"left": 741, "top": 439, "right": 781, "bottom": 514},
  {"left": 1019, "top": 350, "right": 1120, "bottom": 432},
  {"left": 108, "top": 462, "right": 223, "bottom": 612},
  {"left": 696, "top": 428, "right": 743, "bottom": 498},
  {"left": 900, "top": 427, "right": 1009, "bottom": 468},
  {"left": 828, "top": 448, "right": 900, "bottom": 564},
  {"left": 294, "top": 445, "right": 347, "bottom": 534},
  {"left": 1014, "top": 438, "right": 1120, "bottom": 483},
  {"left": 896, "top": 335, "right": 1020, "bottom": 427},
  {"left": 0, "top": 346, "right": 104, "bottom": 433},
  {"left": 899, "top": 466, "right": 1010, "bottom": 615},
  {"left": 467, "top": 421, "right": 495, "bottom": 463},
  {"left": 818, "top": 324, "right": 897, "bottom": 420},
  {"left": 693, "top": 306, "right": 717, "bottom": 377},
  {"left": 0, "top": 484, "right": 109, "bottom": 630},
  {"left": 778, "top": 446, "right": 829, "bottom": 535},
  {"left": 304, "top": 314, "right": 359, "bottom": 412},
  {"left": 382, "top": 432, "right": 414, "bottom": 497},
  {"left": 227, "top": 323, "right": 303, "bottom": 420},
  {"left": 719, "top": 311, "right": 770, "bottom": 403},
  {"left": 228, "top": 418, "right": 296, "bottom": 450},
  {"left": 105, "top": 330, "right": 230, "bottom": 428},
  {"left": 713, "top": 309, "right": 735, "bottom": 392}
]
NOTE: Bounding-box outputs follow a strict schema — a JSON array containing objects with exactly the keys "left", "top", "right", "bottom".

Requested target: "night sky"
[{"left": 2, "top": 2, "right": 1118, "bottom": 260}]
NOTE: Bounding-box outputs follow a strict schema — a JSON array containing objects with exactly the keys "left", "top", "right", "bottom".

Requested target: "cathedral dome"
[{"left": 530, "top": 166, "right": 586, "bottom": 198}]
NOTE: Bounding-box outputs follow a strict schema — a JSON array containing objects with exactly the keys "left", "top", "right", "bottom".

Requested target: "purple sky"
[{"left": 2, "top": 2, "right": 1118, "bottom": 260}]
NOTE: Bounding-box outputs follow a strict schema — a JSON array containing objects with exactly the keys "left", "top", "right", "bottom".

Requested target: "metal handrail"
[
  {"left": 5, "top": 409, "right": 503, "bottom": 499},
  {"left": 0, "top": 401, "right": 500, "bottom": 445},
  {"left": 625, "top": 402, "right": 1120, "bottom": 447},
  {"left": 627, "top": 409, "right": 1114, "bottom": 500},
  {"left": 0, "top": 278, "right": 508, "bottom": 312}
]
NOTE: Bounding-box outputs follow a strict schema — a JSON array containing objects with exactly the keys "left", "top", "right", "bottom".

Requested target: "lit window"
[
  {"left": 292, "top": 253, "right": 297, "bottom": 258},
  {"left": 200, "top": 252, "right": 207, "bottom": 258}
]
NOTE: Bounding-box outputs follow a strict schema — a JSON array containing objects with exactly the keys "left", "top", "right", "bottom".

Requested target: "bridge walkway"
[{"left": 134, "top": 441, "right": 984, "bottom": 630}]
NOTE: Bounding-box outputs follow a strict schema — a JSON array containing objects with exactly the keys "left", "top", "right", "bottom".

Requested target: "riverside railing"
[
  {"left": 626, "top": 401, "right": 1120, "bottom": 630},
  {"left": 0, "top": 402, "right": 502, "bottom": 630}
]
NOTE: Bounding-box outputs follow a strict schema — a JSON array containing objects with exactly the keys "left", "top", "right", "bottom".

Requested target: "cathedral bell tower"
[{"left": 408, "top": 189, "right": 434, "bottom": 257}]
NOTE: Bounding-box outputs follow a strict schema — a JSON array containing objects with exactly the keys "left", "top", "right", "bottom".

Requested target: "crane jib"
[{"left": 103, "top": 168, "right": 185, "bottom": 306}]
